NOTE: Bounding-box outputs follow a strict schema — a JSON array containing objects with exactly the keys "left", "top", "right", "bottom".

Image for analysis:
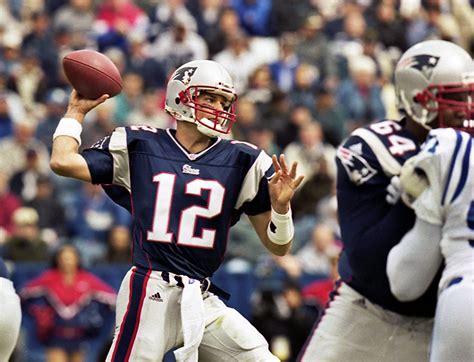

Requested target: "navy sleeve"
[
  {"left": 81, "top": 135, "right": 114, "bottom": 185},
  {"left": 241, "top": 176, "right": 272, "bottom": 216}
]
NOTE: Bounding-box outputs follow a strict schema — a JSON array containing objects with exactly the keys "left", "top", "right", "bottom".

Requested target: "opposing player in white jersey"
[
  {"left": 50, "top": 59, "right": 304, "bottom": 361},
  {"left": 388, "top": 126, "right": 474, "bottom": 361},
  {"left": 0, "top": 257, "right": 22, "bottom": 361}
]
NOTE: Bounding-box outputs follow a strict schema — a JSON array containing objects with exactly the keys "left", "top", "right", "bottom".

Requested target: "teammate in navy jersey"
[
  {"left": 0, "top": 257, "right": 22, "bottom": 361},
  {"left": 50, "top": 59, "right": 304, "bottom": 361},
  {"left": 300, "top": 40, "right": 474, "bottom": 361}
]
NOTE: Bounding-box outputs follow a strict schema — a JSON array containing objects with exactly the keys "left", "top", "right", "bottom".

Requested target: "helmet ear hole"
[{"left": 175, "top": 97, "right": 180, "bottom": 105}]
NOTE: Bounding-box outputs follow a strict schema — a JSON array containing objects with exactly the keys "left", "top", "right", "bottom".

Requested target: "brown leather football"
[{"left": 63, "top": 50, "right": 123, "bottom": 99}]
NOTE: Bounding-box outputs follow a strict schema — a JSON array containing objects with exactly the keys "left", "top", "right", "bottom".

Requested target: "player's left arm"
[
  {"left": 249, "top": 154, "right": 304, "bottom": 256},
  {"left": 387, "top": 217, "right": 443, "bottom": 301}
]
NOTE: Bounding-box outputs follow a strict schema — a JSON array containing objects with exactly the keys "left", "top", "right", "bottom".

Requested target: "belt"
[{"left": 161, "top": 271, "right": 230, "bottom": 301}]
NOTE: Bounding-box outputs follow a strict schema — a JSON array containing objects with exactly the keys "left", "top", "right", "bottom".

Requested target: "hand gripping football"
[{"left": 63, "top": 50, "right": 123, "bottom": 99}]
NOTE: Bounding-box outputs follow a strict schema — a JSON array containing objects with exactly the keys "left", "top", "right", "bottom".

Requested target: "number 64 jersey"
[
  {"left": 336, "top": 119, "right": 440, "bottom": 316},
  {"left": 81, "top": 127, "right": 274, "bottom": 280},
  {"left": 409, "top": 128, "right": 474, "bottom": 292}
]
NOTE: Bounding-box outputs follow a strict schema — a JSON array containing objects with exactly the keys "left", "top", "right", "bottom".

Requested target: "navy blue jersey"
[
  {"left": 336, "top": 119, "right": 440, "bottom": 317},
  {"left": 82, "top": 127, "right": 274, "bottom": 279}
]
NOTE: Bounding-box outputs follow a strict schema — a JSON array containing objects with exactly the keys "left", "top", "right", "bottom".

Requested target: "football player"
[
  {"left": 300, "top": 40, "right": 474, "bottom": 361},
  {"left": 0, "top": 257, "right": 21, "bottom": 361},
  {"left": 50, "top": 60, "right": 304, "bottom": 361},
  {"left": 388, "top": 126, "right": 473, "bottom": 361}
]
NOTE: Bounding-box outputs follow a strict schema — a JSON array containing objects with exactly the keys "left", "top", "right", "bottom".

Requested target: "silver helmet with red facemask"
[
  {"left": 165, "top": 60, "right": 237, "bottom": 137},
  {"left": 395, "top": 40, "right": 474, "bottom": 134}
]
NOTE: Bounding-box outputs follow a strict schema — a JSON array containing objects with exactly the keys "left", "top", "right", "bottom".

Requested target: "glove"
[
  {"left": 386, "top": 176, "right": 402, "bottom": 205},
  {"left": 399, "top": 156, "right": 429, "bottom": 206}
]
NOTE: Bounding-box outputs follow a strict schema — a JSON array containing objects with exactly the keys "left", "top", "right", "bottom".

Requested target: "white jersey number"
[
  {"left": 370, "top": 121, "right": 417, "bottom": 156},
  {"left": 147, "top": 173, "right": 225, "bottom": 248}
]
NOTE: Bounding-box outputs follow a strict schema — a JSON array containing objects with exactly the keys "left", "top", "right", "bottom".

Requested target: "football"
[{"left": 62, "top": 50, "right": 123, "bottom": 99}]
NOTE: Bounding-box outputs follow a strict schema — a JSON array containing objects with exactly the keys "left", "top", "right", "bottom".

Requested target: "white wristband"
[
  {"left": 53, "top": 117, "right": 83, "bottom": 146},
  {"left": 267, "top": 207, "right": 294, "bottom": 245}
]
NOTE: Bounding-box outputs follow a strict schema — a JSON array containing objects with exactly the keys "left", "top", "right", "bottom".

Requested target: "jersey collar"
[{"left": 165, "top": 128, "right": 222, "bottom": 161}]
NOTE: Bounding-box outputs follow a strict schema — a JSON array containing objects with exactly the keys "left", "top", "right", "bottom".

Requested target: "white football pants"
[
  {"left": 430, "top": 278, "right": 474, "bottom": 361},
  {"left": 106, "top": 267, "right": 279, "bottom": 361},
  {"left": 300, "top": 283, "right": 433, "bottom": 361}
]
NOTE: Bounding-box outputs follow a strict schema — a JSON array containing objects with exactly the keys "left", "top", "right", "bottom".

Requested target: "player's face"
[
  {"left": 194, "top": 90, "right": 234, "bottom": 129},
  {"left": 195, "top": 91, "right": 229, "bottom": 118},
  {"left": 431, "top": 87, "right": 474, "bottom": 133}
]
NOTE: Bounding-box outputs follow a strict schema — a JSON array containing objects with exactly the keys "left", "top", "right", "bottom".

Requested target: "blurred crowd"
[{"left": 0, "top": 0, "right": 472, "bottom": 361}]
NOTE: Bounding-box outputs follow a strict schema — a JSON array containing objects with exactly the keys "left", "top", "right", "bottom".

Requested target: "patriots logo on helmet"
[
  {"left": 173, "top": 67, "right": 197, "bottom": 85},
  {"left": 337, "top": 146, "right": 377, "bottom": 185},
  {"left": 397, "top": 54, "right": 440, "bottom": 81}
]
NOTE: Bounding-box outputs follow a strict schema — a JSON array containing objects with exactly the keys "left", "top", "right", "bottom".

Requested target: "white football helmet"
[
  {"left": 165, "top": 60, "right": 237, "bottom": 137},
  {"left": 395, "top": 40, "right": 474, "bottom": 133}
]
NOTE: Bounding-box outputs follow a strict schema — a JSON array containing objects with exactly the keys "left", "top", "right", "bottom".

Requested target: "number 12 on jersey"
[{"left": 147, "top": 173, "right": 225, "bottom": 248}]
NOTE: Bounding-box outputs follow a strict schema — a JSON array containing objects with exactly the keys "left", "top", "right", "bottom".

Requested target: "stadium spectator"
[
  {"left": 366, "top": 0, "right": 407, "bottom": 51},
  {"left": 188, "top": 0, "right": 226, "bottom": 50},
  {"left": 148, "top": 0, "right": 198, "bottom": 42},
  {"left": 7, "top": 49, "right": 48, "bottom": 113},
  {"left": 301, "top": 254, "right": 340, "bottom": 310},
  {"left": 66, "top": 183, "right": 132, "bottom": 266},
  {"left": 269, "top": 0, "right": 316, "bottom": 36},
  {"left": 311, "top": 86, "right": 347, "bottom": 147},
  {"left": 0, "top": 119, "right": 50, "bottom": 178},
  {"left": 100, "top": 225, "right": 131, "bottom": 265},
  {"left": 231, "top": 97, "right": 259, "bottom": 141},
  {"left": 25, "top": 175, "right": 66, "bottom": 246},
  {"left": 20, "top": 244, "right": 116, "bottom": 362},
  {"left": 9, "top": 148, "right": 45, "bottom": 202},
  {"left": 35, "top": 88, "right": 70, "bottom": 153},
  {"left": 126, "top": 89, "right": 171, "bottom": 129},
  {"left": 289, "top": 63, "right": 319, "bottom": 111},
  {"left": 206, "top": 7, "right": 242, "bottom": 57},
  {"left": 0, "top": 92, "right": 15, "bottom": 139},
  {"left": 247, "top": 125, "right": 281, "bottom": 157},
  {"left": 213, "top": 31, "right": 261, "bottom": 93},
  {"left": 80, "top": 100, "right": 116, "bottom": 149},
  {"left": 0, "top": 171, "right": 21, "bottom": 243},
  {"left": 53, "top": 0, "right": 96, "bottom": 50},
  {"left": 269, "top": 33, "right": 300, "bottom": 93},
  {"left": 22, "top": 11, "right": 59, "bottom": 85},
  {"left": 93, "top": 0, "right": 149, "bottom": 53},
  {"left": 3, "top": 207, "right": 49, "bottom": 262},
  {"left": 336, "top": 54, "right": 386, "bottom": 129},
  {"left": 125, "top": 33, "right": 167, "bottom": 90},
  {"left": 284, "top": 122, "right": 336, "bottom": 219},
  {"left": 230, "top": 0, "right": 272, "bottom": 36},
  {"left": 111, "top": 71, "right": 145, "bottom": 126},
  {"left": 252, "top": 279, "right": 319, "bottom": 362},
  {"left": 295, "top": 14, "right": 338, "bottom": 86},
  {"left": 296, "top": 223, "right": 340, "bottom": 273},
  {"left": 149, "top": 17, "right": 208, "bottom": 75},
  {"left": 0, "top": 71, "right": 26, "bottom": 125}
]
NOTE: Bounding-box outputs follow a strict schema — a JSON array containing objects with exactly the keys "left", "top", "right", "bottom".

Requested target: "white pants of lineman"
[
  {"left": 430, "top": 277, "right": 474, "bottom": 361},
  {"left": 0, "top": 278, "right": 21, "bottom": 362},
  {"left": 300, "top": 283, "right": 433, "bottom": 362},
  {"left": 106, "top": 267, "right": 278, "bottom": 362}
]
